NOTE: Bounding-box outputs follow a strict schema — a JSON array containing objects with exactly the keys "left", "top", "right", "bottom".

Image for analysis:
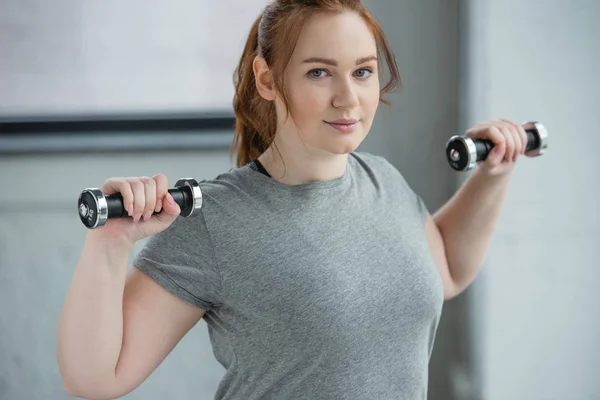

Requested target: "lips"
[
  {"left": 326, "top": 118, "right": 359, "bottom": 125},
  {"left": 325, "top": 119, "right": 359, "bottom": 133}
]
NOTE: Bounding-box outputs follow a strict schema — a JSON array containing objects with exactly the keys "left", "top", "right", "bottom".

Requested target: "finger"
[
  {"left": 153, "top": 173, "right": 168, "bottom": 213},
  {"left": 101, "top": 178, "right": 134, "bottom": 216},
  {"left": 140, "top": 176, "right": 156, "bottom": 221},
  {"left": 499, "top": 123, "right": 517, "bottom": 161},
  {"left": 489, "top": 140, "right": 506, "bottom": 165},
  {"left": 476, "top": 124, "right": 508, "bottom": 161},
  {"left": 128, "top": 179, "right": 146, "bottom": 222},
  {"left": 513, "top": 128, "right": 523, "bottom": 161},
  {"left": 502, "top": 119, "right": 527, "bottom": 153},
  {"left": 518, "top": 123, "right": 528, "bottom": 154},
  {"left": 466, "top": 123, "right": 504, "bottom": 143},
  {"left": 499, "top": 118, "right": 526, "bottom": 157},
  {"left": 487, "top": 125, "right": 506, "bottom": 152},
  {"left": 497, "top": 124, "right": 515, "bottom": 162},
  {"left": 493, "top": 119, "right": 517, "bottom": 158},
  {"left": 465, "top": 121, "right": 493, "bottom": 139}
]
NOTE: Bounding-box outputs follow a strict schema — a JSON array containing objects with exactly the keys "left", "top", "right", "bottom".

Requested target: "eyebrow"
[{"left": 301, "top": 55, "right": 378, "bottom": 66}]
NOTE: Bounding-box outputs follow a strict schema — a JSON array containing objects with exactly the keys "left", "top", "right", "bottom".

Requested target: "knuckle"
[
  {"left": 131, "top": 190, "right": 145, "bottom": 209},
  {"left": 146, "top": 181, "right": 157, "bottom": 193},
  {"left": 154, "top": 175, "right": 168, "bottom": 194},
  {"left": 156, "top": 186, "right": 167, "bottom": 198},
  {"left": 153, "top": 173, "right": 167, "bottom": 183},
  {"left": 130, "top": 179, "right": 143, "bottom": 189},
  {"left": 119, "top": 183, "right": 132, "bottom": 198},
  {"left": 520, "top": 130, "right": 528, "bottom": 141},
  {"left": 119, "top": 181, "right": 133, "bottom": 195},
  {"left": 118, "top": 180, "right": 130, "bottom": 192}
]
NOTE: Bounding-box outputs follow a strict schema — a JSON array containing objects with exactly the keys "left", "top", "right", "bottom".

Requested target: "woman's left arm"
[{"left": 424, "top": 118, "right": 530, "bottom": 300}]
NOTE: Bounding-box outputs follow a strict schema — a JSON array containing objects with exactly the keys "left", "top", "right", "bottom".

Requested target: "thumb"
[
  {"left": 488, "top": 142, "right": 506, "bottom": 165},
  {"left": 159, "top": 192, "right": 181, "bottom": 218},
  {"left": 150, "top": 192, "right": 181, "bottom": 228}
]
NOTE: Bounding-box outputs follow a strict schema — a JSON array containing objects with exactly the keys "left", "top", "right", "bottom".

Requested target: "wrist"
[
  {"left": 476, "top": 163, "right": 515, "bottom": 179},
  {"left": 471, "top": 166, "right": 513, "bottom": 195},
  {"left": 86, "top": 229, "right": 136, "bottom": 254}
]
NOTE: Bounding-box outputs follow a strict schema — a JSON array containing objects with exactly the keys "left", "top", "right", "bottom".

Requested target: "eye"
[
  {"left": 355, "top": 68, "right": 374, "bottom": 78},
  {"left": 307, "top": 69, "right": 329, "bottom": 79}
]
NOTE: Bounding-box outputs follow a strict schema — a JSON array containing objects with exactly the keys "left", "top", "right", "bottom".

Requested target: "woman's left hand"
[{"left": 465, "top": 118, "right": 529, "bottom": 176}]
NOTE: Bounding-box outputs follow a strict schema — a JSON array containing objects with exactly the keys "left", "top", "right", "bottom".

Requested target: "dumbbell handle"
[
  {"left": 446, "top": 121, "right": 548, "bottom": 171},
  {"left": 78, "top": 178, "right": 202, "bottom": 229},
  {"left": 104, "top": 187, "right": 192, "bottom": 219},
  {"left": 472, "top": 130, "right": 540, "bottom": 159}
]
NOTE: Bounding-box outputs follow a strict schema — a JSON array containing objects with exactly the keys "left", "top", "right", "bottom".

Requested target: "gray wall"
[
  {"left": 1, "top": 1, "right": 598, "bottom": 400},
  {"left": 463, "top": 1, "right": 600, "bottom": 399}
]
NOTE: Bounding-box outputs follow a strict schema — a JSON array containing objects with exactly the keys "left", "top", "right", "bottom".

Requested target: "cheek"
[
  {"left": 366, "top": 81, "right": 380, "bottom": 105},
  {"left": 359, "top": 86, "right": 380, "bottom": 118},
  {"left": 290, "top": 88, "right": 326, "bottom": 120},
  {"left": 369, "top": 83, "right": 381, "bottom": 107}
]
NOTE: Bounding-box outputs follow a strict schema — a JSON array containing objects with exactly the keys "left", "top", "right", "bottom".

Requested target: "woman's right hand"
[{"left": 95, "top": 174, "right": 181, "bottom": 245}]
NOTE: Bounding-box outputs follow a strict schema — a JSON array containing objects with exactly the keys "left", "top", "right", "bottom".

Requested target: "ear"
[{"left": 253, "top": 56, "right": 276, "bottom": 101}]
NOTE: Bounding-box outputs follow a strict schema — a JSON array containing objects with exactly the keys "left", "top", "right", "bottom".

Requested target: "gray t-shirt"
[{"left": 133, "top": 151, "right": 444, "bottom": 399}]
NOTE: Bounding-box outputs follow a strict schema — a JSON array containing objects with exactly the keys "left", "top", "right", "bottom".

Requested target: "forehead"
[{"left": 290, "top": 12, "right": 377, "bottom": 63}]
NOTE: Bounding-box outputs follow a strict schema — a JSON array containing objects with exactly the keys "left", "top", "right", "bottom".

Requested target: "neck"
[{"left": 257, "top": 139, "right": 348, "bottom": 186}]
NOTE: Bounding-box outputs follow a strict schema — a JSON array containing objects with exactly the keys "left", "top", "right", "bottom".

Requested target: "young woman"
[{"left": 57, "top": 1, "right": 529, "bottom": 399}]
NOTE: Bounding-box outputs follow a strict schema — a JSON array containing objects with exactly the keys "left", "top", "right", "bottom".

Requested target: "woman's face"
[{"left": 274, "top": 11, "right": 381, "bottom": 157}]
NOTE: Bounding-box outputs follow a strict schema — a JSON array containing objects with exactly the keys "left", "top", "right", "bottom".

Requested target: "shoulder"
[
  {"left": 193, "top": 164, "right": 263, "bottom": 220},
  {"left": 350, "top": 151, "right": 404, "bottom": 180},
  {"left": 197, "top": 165, "right": 252, "bottom": 200},
  {"left": 350, "top": 151, "right": 420, "bottom": 202}
]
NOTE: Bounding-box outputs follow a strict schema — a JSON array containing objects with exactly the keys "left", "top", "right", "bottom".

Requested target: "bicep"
[
  {"left": 425, "top": 211, "right": 460, "bottom": 300},
  {"left": 112, "top": 266, "right": 206, "bottom": 397}
]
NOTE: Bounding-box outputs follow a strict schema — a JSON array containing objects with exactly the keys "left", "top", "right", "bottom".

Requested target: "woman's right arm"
[{"left": 57, "top": 175, "right": 206, "bottom": 400}]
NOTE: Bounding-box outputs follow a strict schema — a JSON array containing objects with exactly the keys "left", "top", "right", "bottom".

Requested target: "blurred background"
[{"left": 0, "top": 0, "right": 598, "bottom": 399}]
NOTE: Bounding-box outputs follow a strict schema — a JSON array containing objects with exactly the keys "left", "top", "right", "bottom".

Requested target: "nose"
[{"left": 332, "top": 77, "right": 359, "bottom": 109}]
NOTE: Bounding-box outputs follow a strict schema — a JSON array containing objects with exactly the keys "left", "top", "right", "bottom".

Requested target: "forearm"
[
  {"left": 433, "top": 168, "right": 513, "bottom": 290},
  {"left": 57, "top": 230, "right": 133, "bottom": 394}
]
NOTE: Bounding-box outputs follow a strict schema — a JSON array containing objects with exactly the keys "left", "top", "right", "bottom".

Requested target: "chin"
[
  {"left": 306, "top": 124, "right": 368, "bottom": 155},
  {"left": 323, "top": 136, "right": 364, "bottom": 155}
]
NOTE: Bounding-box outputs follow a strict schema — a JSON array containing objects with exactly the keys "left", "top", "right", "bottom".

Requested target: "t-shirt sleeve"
[{"left": 132, "top": 208, "right": 222, "bottom": 311}]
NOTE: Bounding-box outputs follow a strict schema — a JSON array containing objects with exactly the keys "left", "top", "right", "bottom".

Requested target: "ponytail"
[{"left": 230, "top": 13, "right": 277, "bottom": 168}]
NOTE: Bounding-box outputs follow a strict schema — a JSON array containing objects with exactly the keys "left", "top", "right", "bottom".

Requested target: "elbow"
[
  {"left": 63, "top": 387, "right": 123, "bottom": 400},
  {"left": 61, "top": 378, "right": 90, "bottom": 399},
  {"left": 61, "top": 378, "right": 97, "bottom": 400},
  {"left": 58, "top": 365, "right": 84, "bottom": 397},
  {"left": 443, "top": 285, "right": 462, "bottom": 301},
  {"left": 60, "top": 374, "right": 125, "bottom": 400},
  {"left": 443, "top": 282, "right": 460, "bottom": 301},
  {"left": 442, "top": 266, "right": 465, "bottom": 301},
  {"left": 442, "top": 272, "right": 476, "bottom": 301}
]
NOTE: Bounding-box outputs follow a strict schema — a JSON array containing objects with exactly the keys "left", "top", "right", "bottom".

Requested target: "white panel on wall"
[{"left": 0, "top": 0, "right": 270, "bottom": 117}]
